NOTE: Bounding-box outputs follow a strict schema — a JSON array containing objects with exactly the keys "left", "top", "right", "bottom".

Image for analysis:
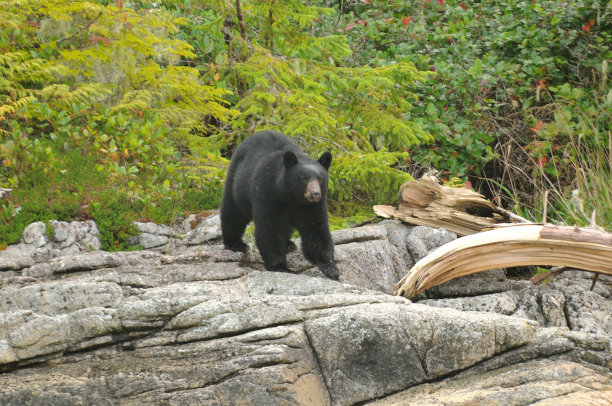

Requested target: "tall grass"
[{"left": 525, "top": 93, "right": 610, "bottom": 229}]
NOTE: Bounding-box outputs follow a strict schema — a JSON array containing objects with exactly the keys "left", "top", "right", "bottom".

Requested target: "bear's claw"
[
  {"left": 319, "top": 263, "right": 340, "bottom": 280},
  {"left": 225, "top": 241, "right": 248, "bottom": 253}
]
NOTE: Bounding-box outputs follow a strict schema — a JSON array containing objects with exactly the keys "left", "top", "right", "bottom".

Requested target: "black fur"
[{"left": 220, "top": 131, "right": 339, "bottom": 280}]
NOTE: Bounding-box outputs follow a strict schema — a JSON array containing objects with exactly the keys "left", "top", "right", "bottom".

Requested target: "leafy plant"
[
  {"left": 0, "top": 0, "right": 235, "bottom": 248},
  {"left": 2, "top": 0, "right": 610, "bottom": 251},
  {"left": 315, "top": 0, "right": 610, "bottom": 227},
  {"left": 192, "top": 1, "right": 430, "bottom": 209}
]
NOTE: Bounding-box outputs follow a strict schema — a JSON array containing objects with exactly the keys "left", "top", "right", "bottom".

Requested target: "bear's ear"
[
  {"left": 284, "top": 151, "right": 298, "bottom": 169},
  {"left": 318, "top": 151, "right": 332, "bottom": 171}
]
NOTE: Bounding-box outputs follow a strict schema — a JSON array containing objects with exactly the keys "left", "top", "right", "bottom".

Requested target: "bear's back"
[
  {"left": 230, "top": 131, "right": 301, "bottom": 178},
  {"left": 228, "top": 131, "right": 301, "bottom": 206},
  {"left": 236, "top": 131, "right": 299, "bottom": 158}
]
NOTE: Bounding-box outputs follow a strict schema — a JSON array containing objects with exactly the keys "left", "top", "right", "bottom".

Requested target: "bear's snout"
[{"left": 305, "top": 180, "right": 322, "bottom": 202}]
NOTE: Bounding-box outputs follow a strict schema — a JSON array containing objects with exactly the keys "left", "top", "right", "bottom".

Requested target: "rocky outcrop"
[
  {"left": 130, "top": 213, "right": 223, "bottom": 251},
  {"left": 419, "top": 271, "right": 612, "bottom": 336},
  {"left": 0, "top": 218, "right": 610, "bottom": 405},
  {"left": 0, "top": 220, "right": 101, "bottom": 271}
]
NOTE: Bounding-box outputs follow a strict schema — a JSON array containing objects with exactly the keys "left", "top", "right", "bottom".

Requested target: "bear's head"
[{"left": 283, "top": 150, "right": 332, "bottom": 204}]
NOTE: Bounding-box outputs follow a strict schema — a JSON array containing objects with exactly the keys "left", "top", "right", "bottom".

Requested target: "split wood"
[{"left": 394, "top": 224, "right": 612, "bottom": 299}]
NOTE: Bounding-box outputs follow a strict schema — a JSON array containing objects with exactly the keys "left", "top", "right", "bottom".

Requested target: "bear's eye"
[
  {"left": 301, "top": 175, "right": 309, "bottom": 182},
  {"left": 317, "top": 175, "right": 322, "bottom": 181}
]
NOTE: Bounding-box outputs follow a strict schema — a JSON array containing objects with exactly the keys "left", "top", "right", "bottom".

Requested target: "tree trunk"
[{"left": 235, "top": 0, "right": 247, "bottom": 41}]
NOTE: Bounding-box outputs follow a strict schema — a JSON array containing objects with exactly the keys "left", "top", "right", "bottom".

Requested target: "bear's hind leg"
[
  {"left": 286, "top": 227, "right": 297, "bottom": 252},
  {"left": 255, "top": 221, "right": 291, "bottom": 273}
]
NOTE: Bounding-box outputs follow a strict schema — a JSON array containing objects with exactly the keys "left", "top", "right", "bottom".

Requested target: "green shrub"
[
  {"left": 2, "top": 0, "right": 609, "bottom": 249},
  {"left": 89, "top": 192, "right": 141, "bottom": 252},
  {"left": 0, "top": 0, "right": 235, "bottom": 248},
  {"left": 315, "top": 0, "right": 610, "bottom": 227}
]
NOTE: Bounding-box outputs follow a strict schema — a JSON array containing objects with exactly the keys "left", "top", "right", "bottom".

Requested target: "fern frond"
[
  {"left": 330, "top": 151, "right": 413, "bottom": 203},
  {"left": 39, "top": 83, "right": 112, "bottom": 108},
  {"left": 112, "top": 90, "right": 159, "bottom": 112},
  {"left": 0, "top": 95, "right": 35, "bottom": 119}
]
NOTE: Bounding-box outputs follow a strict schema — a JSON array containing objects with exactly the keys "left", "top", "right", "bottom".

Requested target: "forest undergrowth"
[{"left": 0, "top": 0, "right": 610, "bottom": 250}]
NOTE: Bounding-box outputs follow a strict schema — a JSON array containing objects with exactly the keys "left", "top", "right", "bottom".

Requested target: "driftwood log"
[
  {"left": 374, "top": 176, "right": 528, "bottom": 236},
  {"left": 394, "top": 224, "right": 612, "bottom": 299}
]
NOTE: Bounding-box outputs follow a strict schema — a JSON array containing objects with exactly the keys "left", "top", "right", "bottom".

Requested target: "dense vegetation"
[{"left": 1, "top": 0, "right": 610, "bottom": 250}]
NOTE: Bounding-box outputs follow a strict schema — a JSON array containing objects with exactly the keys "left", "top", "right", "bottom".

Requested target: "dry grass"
[{"left": 480, "top": 97, "right": 611, "bottom": 230}]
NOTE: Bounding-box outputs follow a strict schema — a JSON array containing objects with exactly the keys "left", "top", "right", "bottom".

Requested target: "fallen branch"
[
  {"left": 374, "top": 176, "right": 528, "bottom": 236},
  {"left": 530, "top": 266, "right": 567, "bottom": 284},
  {"left": 395, "top": 224, "right": 612, "bottom": 299}
]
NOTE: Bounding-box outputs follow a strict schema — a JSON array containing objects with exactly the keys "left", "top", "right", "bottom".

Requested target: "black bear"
[{"left": 221, "top": 131, "right": 339, "bottom": 280}]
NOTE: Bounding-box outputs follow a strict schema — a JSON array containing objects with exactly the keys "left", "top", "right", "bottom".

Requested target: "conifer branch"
[{"left": 56, "top": 11, "right": 105, "bottom": 45}]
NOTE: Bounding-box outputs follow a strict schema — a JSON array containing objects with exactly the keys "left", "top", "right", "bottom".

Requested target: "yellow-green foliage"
[
  {"left": 0, "top": 0, "right": 235, "bottom": 139},
  {"left": 0, "top": 0, "right": 239, "bottom": 248},
  {"left": 196, "top": 0, "right": 432, "bottom": 205},
  {"left": 330, "top": 151, "right": 412, "bottom": 203},
  {"left": 229, "top": 49, "right": 431, "bottom": 152},
  {"left": 0, "top": 51, "right": 50, "bottom": 121}
]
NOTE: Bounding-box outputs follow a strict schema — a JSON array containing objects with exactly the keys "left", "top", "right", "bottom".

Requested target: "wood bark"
[
  {"left": 374, "top": 176, "right": 528, "bottom": 236},
  {"left": 394, "top": 224, "right": 612, "bottom": 299},
  {"left": 235, "top": 0, "right": 247, "bottom": 40}
]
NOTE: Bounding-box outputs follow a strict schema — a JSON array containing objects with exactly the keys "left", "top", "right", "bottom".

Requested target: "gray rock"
[
  {"left": 0, "top": 255, "right": 36, "bottom": 272},
  {"left": 21, "top": 222, "right": 48, "bottom": 248},
  {"left": 4, "top": 258, "right": 593, "bottom": 406},
  {"left": 331, "top": 237, "right": 405, "bottom": 294},
  {"left": 305, "top": 302, "right": 427, "bottom": 405},
  {"left": 378, "top": 219, "right": 414, "bottom": 269},
  {"left": 420, "top": 291, "right": 519, "bottom": 315},
  {"left": 0, "top": 324, "right": 330, "bottom": 406},
  {"left": 406, "top": 225, "right": 456, "bottom": 262},
  {"left": 0, "top": 220, "right": 102, "bottom": 270},
  {"left": 331, "top": 224, "right": 387, "bottom": 245},
  {"left": 137, "top": 233, "right": 169, "bottom": 249},
  {"left": 134, "top": 221, "right": 174, "bottom": 236},
  {"left": 129, "top": 215, "right": 222, "bottom": 252},
  {"left": 183, "top": 214, "right": 222, "bottom": 245},
  {"left": 367, "top": 358, "right": 612, "bottom": 405},
  {"left": 21, "top": 252, "right": 124, "bottom": 279},
  {"left": 131, "top": 222, "right": 176, "bottom": 249},
  {"left": 416, "top": 268, "right": 511, "bottom": 299},
  {"left": 48, "top": 220, "right": 77, "bottom": 248},
  {"left": 421, "top": 273, "right": 612, "bottom": 336},
  {"left": 0, "top": 281, "right": 124, "bottom": 315},
  {"left": 0, "top": 219, "right": 610, "bottom": 405},
  {"left": 565, "top": 290, "right": 612, "bottom": 334},
  {"left": 541, "top": 291, "right": 567, "bottom": 327},
  {"left": 49, "top": 220, "right": 101, "bottom": 252},
  {"left": 179, "top": 213, "right": 198, "bottom": 233}
]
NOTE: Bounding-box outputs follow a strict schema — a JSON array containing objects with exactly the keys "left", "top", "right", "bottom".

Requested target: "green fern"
[
  {"left": 112, "top": 90, "right": 159, "bottom": 112},
  {"left": 330, "top": 151, "right": 412, "bottom": 204},
  {"left": 0, "top": 0, "right": 235, "bottom": 138}
]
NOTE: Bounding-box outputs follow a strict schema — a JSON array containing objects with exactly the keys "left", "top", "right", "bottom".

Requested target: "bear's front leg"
[
  {"left": 300, "top": 225, "right": 339, "bottom": 280},
  {"left": 220, "top": 194, "right": 250, "bottom": 253},
  {"left": 254, "top": 216, "right": 292, "bottom": 273}
]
